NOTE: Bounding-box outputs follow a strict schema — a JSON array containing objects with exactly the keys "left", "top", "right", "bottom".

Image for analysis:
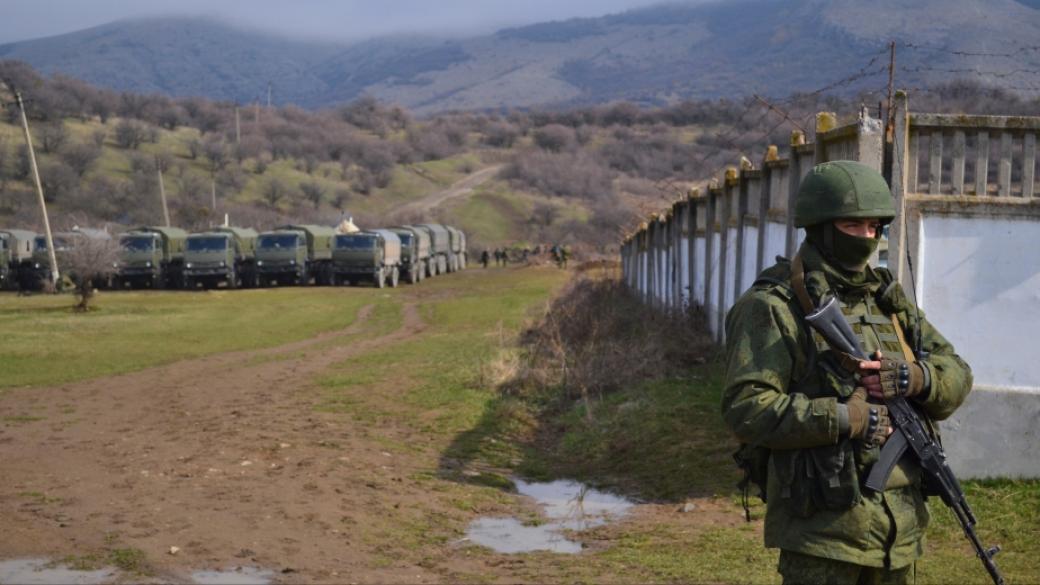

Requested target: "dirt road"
[
  {"left": 0, "top": 299, "right": 457, "bottom": 583},
  {"left": 397, "top": 165, "right": 503, "bottom": 216}
]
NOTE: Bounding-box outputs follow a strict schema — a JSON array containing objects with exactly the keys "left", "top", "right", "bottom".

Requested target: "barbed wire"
[{"left": 898, "top": 40, "right": 1040, "bottom": 59}]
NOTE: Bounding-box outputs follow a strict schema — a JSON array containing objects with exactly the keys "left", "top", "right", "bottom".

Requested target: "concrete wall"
[{"left": 619, "top": 100, "right": 1040, "bottom": 478}]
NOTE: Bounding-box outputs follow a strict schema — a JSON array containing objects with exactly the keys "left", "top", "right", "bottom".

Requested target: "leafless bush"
[
  {"left": 64, "top": 236, "right": 119, "bottom": 311},
  {"left": 38, "top": 121, "right": 68, "bottom": 154},
  {"left": 263, "top": 178, "right": 286, "bottom": 208},
  {"left": 39, "top": 161, "right": 77, "bottom": 202},
  {"left": 60, "top": 141, "right": 101, "bottom": 177},
  {"left": 505, "top": 275, "right": 713, "bottom": 409},
  {"left": 300, "top": 180, "right": 325, "bottom": 209},
  {"left": 532, "top": 124, "right": 575, "bottom": 152},
  {"left": 483, "top": 121, "right": 520, "bottom": 148},
  {"left": 502, "top": 150, "right": 613, "bottom": 199},
  {"left": 114, "top": 119, "right": 147, "bottom": 149}
]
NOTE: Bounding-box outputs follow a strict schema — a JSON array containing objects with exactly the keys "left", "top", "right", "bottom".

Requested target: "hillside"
[{"left": 2, "top": 0, "right": 1039, "bottom": 113}]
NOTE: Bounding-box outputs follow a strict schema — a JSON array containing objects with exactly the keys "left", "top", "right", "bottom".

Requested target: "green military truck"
[
  {"left": 183, "top": 226, "right": 258, "bottom": 289},
  {"left": 0, "top": 229, "right": 36, "bottom": 290},
  {"left": 415, "top": 223, "right": 450, "bottom": 277},
  {"left": 30, "top": 228, "right": 113, "bottom": 289},
  {"left": 331, "top": 229, "right": 402, "bottom": 288},
  {"left": 446, "top": 225, "right": 467, "bottom": 271},
  {"left": 116, "top": 226, "right": 188, "bottom": 289},
  {"left": 389, "top": 226, "right": 429, "bottom": 284},
  {"left": 256, "top": 224, "right": 335, "bottom": 286}
]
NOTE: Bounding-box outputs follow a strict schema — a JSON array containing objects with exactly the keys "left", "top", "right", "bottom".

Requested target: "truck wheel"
[{"left": 390, "top": 267, "right": 399, "bottom": 288}]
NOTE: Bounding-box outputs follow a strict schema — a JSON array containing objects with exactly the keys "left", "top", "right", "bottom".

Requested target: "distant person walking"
[{"left": 480, "top": 249, "right": 490, "bottom": 269}]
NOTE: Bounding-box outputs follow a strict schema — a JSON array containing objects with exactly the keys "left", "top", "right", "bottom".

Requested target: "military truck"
[
  {"left": 115, "top": 226, "right": 188, "bottom": 289},
  {"left": 331, "top": 230, "right": 401, "bottom": 288},
  {"left": 183, "top": 226, "right": 258, "bottom": 289},
  {"left": 415, "top": 223, "right": 451, "bottom": 277},
  {"left": 446, "top": 225, "right": 467, "bottom": 271},
  {"left": 30, "top": 228, "right": 113, "bottom": 289},
  {"left": 256, "top": 224, "right": 335, "bottom": 286},
  {"left": 388, "top": 226, "right": 429, "bottom": 284},
  {"left": 0, "top": 229, "right": 36, "bottom": 290}
]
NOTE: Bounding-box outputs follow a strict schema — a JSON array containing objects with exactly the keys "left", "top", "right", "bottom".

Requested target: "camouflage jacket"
[{"left": 721, "top": 242, "right": 973, "bottom": 568}]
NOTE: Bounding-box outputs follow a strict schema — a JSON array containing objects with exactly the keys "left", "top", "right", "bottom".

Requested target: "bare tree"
[
  {"left": 300, "top": 180, "right": 325, "bottom": 209},
  {"left": 114, "top": 119, "right": 146, "bottom": 149},
  {"left": 38, "top": 121, "right": 69, "bottom": 154},
  {"left": 60, "top": 142, "right": 102, "bottom": 177},
  {"left": 64, "top": 236, "right": 119, "bottom": 311},
  {"left": 262, "top": 178, "right": 286, "bottom": 208}
]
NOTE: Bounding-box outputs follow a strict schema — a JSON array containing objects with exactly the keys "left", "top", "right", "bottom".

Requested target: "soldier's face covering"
[{"left": 806, "top": 221, "right": 880, "bottom": 273}]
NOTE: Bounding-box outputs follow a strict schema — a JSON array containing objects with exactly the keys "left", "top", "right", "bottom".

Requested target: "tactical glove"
[
  {"left": 861, "top": 356, "right": 926, "bottom": 400},
  {"left": 845, "top": 387, "right": 890, "bottom": 446}
]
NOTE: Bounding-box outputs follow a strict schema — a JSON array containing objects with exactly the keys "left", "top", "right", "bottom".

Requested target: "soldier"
[
  {"left": 721, "top": 161, "right": 972, "bottom": 584},
  {"left": 480, "top": 249, "right": 490, "bottom": 269}
]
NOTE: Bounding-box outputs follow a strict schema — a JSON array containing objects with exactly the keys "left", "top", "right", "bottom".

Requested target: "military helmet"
[{"left": 793, "top": 160, "right": 896, "bottom": 228}]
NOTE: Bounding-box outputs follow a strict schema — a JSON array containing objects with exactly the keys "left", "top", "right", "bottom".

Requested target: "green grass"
[{"left": 0, "top": 287, "right": 372, "bottom": 389}]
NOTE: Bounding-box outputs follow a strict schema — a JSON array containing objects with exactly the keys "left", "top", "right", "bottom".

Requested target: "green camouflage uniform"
[
  {"left": 721, "top": 160, "right": 972, "bottom": 584},
  {"left": 722, "top": 241, "right": 973, "bottom": 576}
]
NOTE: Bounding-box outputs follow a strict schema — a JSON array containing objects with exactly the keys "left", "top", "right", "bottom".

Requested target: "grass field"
[
  {"left": 1, "top": 267, "right": 1035, "bottom": 584},
  {"left": 0, "top": 287, "right": 379, "bottom": 389}
]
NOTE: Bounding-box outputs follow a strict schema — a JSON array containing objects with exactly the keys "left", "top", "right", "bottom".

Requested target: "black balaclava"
[{"left": 806, "top": 222, "right": 880, "bottom": 273}]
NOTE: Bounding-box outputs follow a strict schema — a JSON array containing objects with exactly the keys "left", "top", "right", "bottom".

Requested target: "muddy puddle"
[
  {"left": 190, "top": 566, "right": 275, "bottom": 584},
  {"left": 0, "top": 558, "right": 115, "bottom": 585},
  {"left": 465, "top": 478, "right": 634, "bottom": 554}
]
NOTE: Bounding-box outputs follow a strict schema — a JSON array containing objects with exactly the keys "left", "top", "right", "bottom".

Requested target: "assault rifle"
[{"left": 805, "top": 295, "right": 1005, "bottom": 585}]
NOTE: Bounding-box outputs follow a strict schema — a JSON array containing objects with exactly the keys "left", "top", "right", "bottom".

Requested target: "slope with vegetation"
[{"left": 1, "top": 60, "right": 1037, "bottom": 254}]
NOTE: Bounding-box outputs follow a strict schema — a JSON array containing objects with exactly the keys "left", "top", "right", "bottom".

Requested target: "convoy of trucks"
[{"left": 0, "top": 222, "right": 466, "bottom": 291}]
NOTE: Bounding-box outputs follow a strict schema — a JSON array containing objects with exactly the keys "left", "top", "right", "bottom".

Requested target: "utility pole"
[
  {"left": 886, "top": 40, "right": 897, "bottom": 141},
  {"left": 211, "top": 176, "right": 217, "bottom": 213},
  {"left": 12, "top": 87, "right": 59, "bottom": 288},
  {"left": 267, "top": 82, "right": 272, "bottom": 109},
  {"left": 156, "top": 156, "right": 170, "bottom": 227},
  {"left": 234, "top": 105, "right": 241, "bottom": 145}
]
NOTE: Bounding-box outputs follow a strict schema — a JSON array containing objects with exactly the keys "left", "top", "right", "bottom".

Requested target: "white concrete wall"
[
  {"left": 918, "top": 214, "right": 1040, "bottom": 478},
  {"left": 763, "top": 222, "right": 787, "bottom": 269},
  {"left": 709, "top": 232, "right": 721, "bottom": 336},
  {"left": 741, "top": 225, "right": 759, "bottom": 296},
  {"left": 693, "top": 236, "right": 705, "bottom": 306},
  {"left": 724, "top": 227, "right": 738, "bottom": 315},
  {"left": 680, "top": 237, "right": 690, "bottom": 307}
]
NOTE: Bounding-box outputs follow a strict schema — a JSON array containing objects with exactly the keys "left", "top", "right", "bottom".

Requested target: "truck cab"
[
  {"left": 331, "top": 230, "right": 401, "bottom": 288},
  {"left": 183, "top": 227, "right": 258, "bottom": 289},
  {"left": 256, "top": 230, "right": 307, "bottom": 286}
]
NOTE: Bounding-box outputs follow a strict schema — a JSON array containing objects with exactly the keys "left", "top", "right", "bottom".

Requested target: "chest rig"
[{"left": 791, "top": 254, "right": 911, "bottom": 370}]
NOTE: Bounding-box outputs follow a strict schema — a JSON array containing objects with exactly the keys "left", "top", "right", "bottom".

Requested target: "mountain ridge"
[{"left": 2, "top": 0, "right": 1039, "bottom": 112}]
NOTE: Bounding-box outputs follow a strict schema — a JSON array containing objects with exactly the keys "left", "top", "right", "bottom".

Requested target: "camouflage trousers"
[{"left": 779, "top": 550, "right": 914, "bottom": 585}]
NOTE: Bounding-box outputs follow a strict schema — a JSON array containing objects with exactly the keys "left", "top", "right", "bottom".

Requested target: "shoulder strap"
[
  {"left": 889, "top": 314, "right": 917, "bottom": 363},
  {"left": 790, "top": 253, "right": 816, "bottom": 314}
]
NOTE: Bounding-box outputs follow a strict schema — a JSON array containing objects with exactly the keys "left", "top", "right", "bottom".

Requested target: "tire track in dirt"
[{"left": 0, "top": 300, "right": 438, "bottom": 583}]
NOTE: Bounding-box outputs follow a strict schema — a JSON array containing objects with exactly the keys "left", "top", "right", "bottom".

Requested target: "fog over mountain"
[{"left": 2, "top": 0, "right": 1038, "bottom": 113}]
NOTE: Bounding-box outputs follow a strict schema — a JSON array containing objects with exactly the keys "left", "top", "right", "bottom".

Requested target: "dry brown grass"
[{"left": 505, "top": 272, "right": 713, "bottom": 411}]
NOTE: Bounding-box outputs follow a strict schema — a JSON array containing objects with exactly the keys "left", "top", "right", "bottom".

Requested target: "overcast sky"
[{"left": 0, "top": 0, "right": 696, "bottom": 44}]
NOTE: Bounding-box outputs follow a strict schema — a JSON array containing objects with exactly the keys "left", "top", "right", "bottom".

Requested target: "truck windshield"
[
  {"left": 258, "top": 234, "right": 299, "bottom": 249},
  {"left": 35, "top": 236, "right": 70, "bottom": 251},
  {"left": 121, "top": 235, "right": 155, "bottom": 251},
  {"left": 397, "top": 233, "right": 413, "bottom": 245},
  {"left": 186, "top": 236, "right": 228, "bottom": 252},
  {"left": 335, "top": 235, "right": 376, "bottom": 250}
]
